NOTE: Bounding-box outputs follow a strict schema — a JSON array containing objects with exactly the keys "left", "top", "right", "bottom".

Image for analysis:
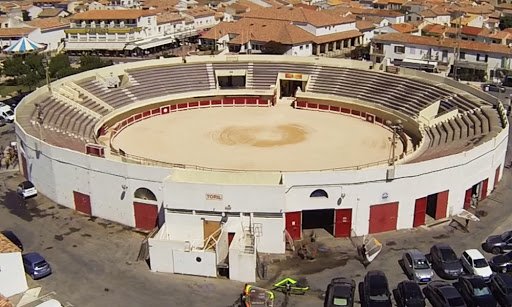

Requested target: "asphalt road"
[{"left": 0, "top": 113, "right": 512, "bottom": 307}]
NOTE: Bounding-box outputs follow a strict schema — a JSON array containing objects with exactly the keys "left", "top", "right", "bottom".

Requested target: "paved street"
[{"left": 0, "top": 115, "right": 511, "bottom": 307}]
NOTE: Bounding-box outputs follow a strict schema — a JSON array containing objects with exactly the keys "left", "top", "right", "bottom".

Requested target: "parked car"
[
  {"left": 482, "top": 83, "right": 506, "bottom": 93},
  {"left": 483, "top": 231, "right": 512, "bottom": 255},
  {"left": 393, "top": 280, "right": 426, "bottom": 307},
  {"left": 22, "top": 253, "right": 51, "bottom": 279},
  {"left": 401, "top": 249, "right": 434, "bottom": 284},
  {"left": 430, "top": 244, "right": 464, "bottom": 279},
  {"left": 1, "top": 230, "right": 23, "bottom": 251},
  {"left": 460, "top": 249, "right": 492, "bottom": 280},
  {"left": 423, "top": 280, "right": 466, "bottom": 307},
  {"left": 17, "top": 181, "right": 37, "bottom": 199},
  {"left": 489, "top": 273, "right": 512, "bottom": 307},
  {"left": 490, "top": 251, "right": 512, "bottom": 273},
  {"left": 362, "top": 270, "right": 392, "bottom": 306},
  {"left": 455, "top": 275, "right": 497, "bottom": 307},
  {"left": 324, "top": 277, "right": 355, "bottom": 307}
]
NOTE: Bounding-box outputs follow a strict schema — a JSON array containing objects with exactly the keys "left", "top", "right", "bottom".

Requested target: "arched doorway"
[{"left": 133, "top": 187, "right": 158, "bottom": 230}]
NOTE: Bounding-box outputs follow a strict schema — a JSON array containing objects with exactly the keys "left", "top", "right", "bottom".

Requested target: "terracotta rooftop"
[
  {"left": 419, "top": 9, "right": 437, "bottom": 18},
  {"left": 461, "top": 25, "right": 485, "bottom": 36},
  {"left": 238, "top": 0, "right": 267, "bottom": 10},
  {"left": 0, "top": 294, "right": 13, "bottom": 307},
  {"left": 240, "top": 6, "right": 356, "bottom": 27},
  {"left": 365, "top": 9, "right": 405, "bottom": 17},
  {"left": 38, "top": 8, "right": 64, "bottom": 18},
  {"left": 0, "top": 27, "right": 36, "bottom": 37},
  {"left": 141, "top": 0, "right": 179, "bottom": 9},
  {"left": 226, "top": 3, "right": 249, "bottom": 14},
  {"left": 312, "top": 29, "right": 362, "bottom": 44},
  {"left": 391, "top": 23, "right": 418, "bottom": 33},
  {"left": 355, "top": 20, "right": 376, "bottom": 31},
  {"left": 185, "top": 6, "right": 216, "bottom": 17},
  {"left": 0, "top": 233, "right": 21, "bottom": 254},
  {"left": 156, "top": 12, "right": 184, "bottom": 24},
  {"left": 28, "top": 16, "right": 69, "bottom": 30},
  {"left": 374, "top": 32, "right": 512, "bottom": 55},
  {"left": 71, "top": 9, "right": 155, "bottom": 20}
]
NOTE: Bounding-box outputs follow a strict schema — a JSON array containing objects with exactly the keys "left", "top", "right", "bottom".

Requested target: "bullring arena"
[{"left": 14, "top": 55, "right": 509, "bottom": 281}]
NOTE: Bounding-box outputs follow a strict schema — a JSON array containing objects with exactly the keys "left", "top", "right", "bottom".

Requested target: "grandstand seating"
[
  {"left": 409, "top": 107, "right": 501, "bottom": 162},
  {"left": 16, "top": 61, "right": 502, "bottom": 164}
]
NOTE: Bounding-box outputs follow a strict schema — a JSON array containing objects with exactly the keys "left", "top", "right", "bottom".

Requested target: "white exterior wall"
[
  {"left": 29, "top": 29, "right": 66, "bottom": 52},
  {"left": 0, "top": 252, "right": 28, "bottom": 297},
  {"left": 173, "top": 250, "right": 217, "bottom": 277},
  {"left": 296, "top": 22, "right": 357, "bottom": 36},
  {"left": 193, "top": 15, "right": 217, "bottom": 30},
  {"left": 289, "top": 44, "right": 313, "bottom": 56},
  {"left": 362, "top": 29, "right": 375, "bottom": 45},
  {"left": 229, "top": 231, "right": 256, "bottom": 282}
]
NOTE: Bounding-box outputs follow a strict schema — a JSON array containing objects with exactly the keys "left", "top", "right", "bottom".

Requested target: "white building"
[
  {"left": 371, "top": 32, "right": 512, "bottom": 80},
  {"left": 65, "top": 9, "right": 176, "bottom": 55},
  {"left": 0, "top": 234, "right": 28, "bottom": 298},
  {"left": 184, "top": 7, "right": 218, "bottom": 31}
]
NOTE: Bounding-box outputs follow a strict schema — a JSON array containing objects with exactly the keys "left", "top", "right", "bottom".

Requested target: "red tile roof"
[
  {"left": 71, "top": 9, "right": 155, "bottom": 20},
  {"left": 461, "top": 25, "right": 485, "bottom": 36}
]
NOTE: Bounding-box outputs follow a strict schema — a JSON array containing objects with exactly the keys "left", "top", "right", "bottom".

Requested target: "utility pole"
[
  {"left": 453, "top": 8, "right": 462, "bottom": 81},
  {"left": 386, "top": 119, "right": 403, "bottom": 167}
]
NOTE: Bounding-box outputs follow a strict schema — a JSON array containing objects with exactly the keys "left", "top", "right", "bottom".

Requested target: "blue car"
[{"left": 22, "top": 253, "right": 51, "bottom": 279}]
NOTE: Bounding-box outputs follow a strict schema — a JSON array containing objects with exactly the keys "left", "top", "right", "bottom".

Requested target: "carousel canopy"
[{"left": 3, "top": 37, "right": 45, "bottom": 53}]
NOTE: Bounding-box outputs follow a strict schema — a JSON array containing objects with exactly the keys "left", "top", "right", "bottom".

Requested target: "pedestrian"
[
  {"left": 465, "top": 218, "right": 470, "bottom": 230},
  {"left": 471, "top": 193, "right": 478, "bottom": 209}
]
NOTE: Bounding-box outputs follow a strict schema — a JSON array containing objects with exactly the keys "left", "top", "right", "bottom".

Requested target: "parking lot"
[{"left": 1, "top": 118, "right": 512, "bottom": 307}]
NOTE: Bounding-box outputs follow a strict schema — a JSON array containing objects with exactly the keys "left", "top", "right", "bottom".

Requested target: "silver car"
[{"left": 402, "top": 249, "right": 434, "bottom": 283}]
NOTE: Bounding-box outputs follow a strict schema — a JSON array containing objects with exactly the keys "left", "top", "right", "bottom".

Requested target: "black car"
[
  {"left": 362, "top": 270, "right": 392, "bottom": 306},
  {"left": 430, "top": 244, "right": 464, "bottom": 279},
  {"left": 324, "top": 277, "right": 355, "bottom": 307},
  {"left": 455, "top": 275, "right": 497, "bottom": 307},
  {"left": 482, "top": 83, "right": 506, "bottom": 93},
  {"left": 484, "top": 231, "right": 512, "bottom": 255},
  {"left": 393, "top": 281, "right": 426, "bottom": 307},
  {"left": 489, "top": 251, "right": 512, "bottom": 273},
  {"left": 423, "top": 280, "right": 467, "bottom": 307},
  {"left": 489, "top": 273, "right": 512, "bottom": 307},
  {"left": 1, "top": 230, "right": 23, "bottom": 251}
]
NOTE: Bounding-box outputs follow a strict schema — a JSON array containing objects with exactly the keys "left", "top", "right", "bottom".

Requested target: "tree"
[
  {"left": 20, "top": 71, "right": 41, "bottom": 91},
  {"left": 79, "top": 55, "right": 112, "bottom": 71},
  {"left": 499, "top": 16, "right": 512, "bottom": 30},
  {"left": 3, "top": 56, "right": 29, "bottom": 77},
  {"left": 261, "top": 41, "right": 289, "bottom": 55},
  {"left": 49, "top": 54, "right": 71, "bottom": 78}
]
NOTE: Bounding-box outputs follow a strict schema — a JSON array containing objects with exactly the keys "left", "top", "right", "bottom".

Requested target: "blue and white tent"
[{"left": 3, "top": 37, "right": 45, "bottom": 53}]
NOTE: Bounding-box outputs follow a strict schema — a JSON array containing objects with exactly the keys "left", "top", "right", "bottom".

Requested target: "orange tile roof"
[
  {"left": 312, "top": 29, "right": 362, "bottom": 44},
  {"left": 374, "top": 32, "right": 512, "bottom": 55},
  {"left": 0, "top": 27, "right": 36, "bottom": 37},
  {"left": 71, "top": 9, "right": 155, "bottom": 20},
  {"left": 356, "top": 20, "right": 376, "bottom": 30},
  {"left": 156, "top": 12, "right": 184, "bottom": 24},
  {"left": 365, "top": 9, "right": 404, "bottom": 17},
  {"left": 28, "top": 16, "right": 69, "bottom": 30},
  {"left": 461, "top": 25, "right": 485, "bottom": 36},
  {"left": 391, "top": 23, "right": 418, "bottom": 33},
  {"left": 0, "top": 233, "right": 21, "bottom": 254},
  {"left": 141, "top": 0, "right": 179, "bottom": 9},
  {"left": 240, "top": 6, "right": 356, "bottom": 27},
  {"left": 0, "top": 294, "right": 13, "bottom": 307},
  {"left": 185, "top": 6, "right": 216, "bottom": 17},
  {"left": 238, "top": 0, "right": 267, "bottom": 10}
]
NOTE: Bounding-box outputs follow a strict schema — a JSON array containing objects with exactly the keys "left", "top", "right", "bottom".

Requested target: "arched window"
[
  {"left": 134, "top": 187, "right": 157, "bottom": 201},
  {"left": 310, "top": 189, "right": 328, "bottom": 198}
]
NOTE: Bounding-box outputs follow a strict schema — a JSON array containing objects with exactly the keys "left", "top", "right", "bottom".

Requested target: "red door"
[
  {"left": 285, "top": 212, "right": 302, "bottom": 240},
  {"left": 464, "top": 188, "right": 472, "bottom": 210},
  {"left": 73, "top": 191, "right": 91, "bottom": 215},
  {"left": 133, "top": 202, "right": 158, "bottom": 230},
  {"left": 481, "top": 179, "right": 489, "bottom": 200},
  {"left": 435, "top": 190, "right": 449, "bottom": 220},
  {"left": 21, "top": 154, "right": 28, "bottom": 180},
  {"left": 369, "top": 202, "right": 398, "bottom": 234},
  {"left": 494, "top": 166, "right": 501, "bottom": 190},
  {"left": 334, "top": 209, "right": 352, "bottom": 237},
  {"left": 228, "top": 232, "right": 235, "bottom": 247},
  {"left": 413, "top": 197, "right": 427, "bottom": 227}
]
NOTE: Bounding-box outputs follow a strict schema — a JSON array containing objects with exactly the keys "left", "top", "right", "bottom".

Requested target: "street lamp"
[
  {"left": 386, "top": 119, "right": 403, "bottom": 167},
  {"left": 41, "top": 54, "right": 52, "bottom": 94}
]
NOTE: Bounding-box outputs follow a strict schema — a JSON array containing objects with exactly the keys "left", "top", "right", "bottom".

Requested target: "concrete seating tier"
[
  {"left": 408, "top": 108, "right": 500, "bottom": 163},
  {"left": 127, "top": 64, "right": 215, "bottom": 100},
  {"left": 76, "top": 78, "right": 135, "bottom": 109},
  {"left": 38, "top": 95, "right": 98, "bottom": 142},
  {"left": 251, "top": 63, "right": 317, "bottom": 89}
]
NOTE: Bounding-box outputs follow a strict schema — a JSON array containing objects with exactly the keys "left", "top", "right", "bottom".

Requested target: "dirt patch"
[{"left": 211, "top": 124, "right": 310, "bottom": 147}]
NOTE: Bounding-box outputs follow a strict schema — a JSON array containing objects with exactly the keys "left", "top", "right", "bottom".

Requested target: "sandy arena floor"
[{"left": 112, "top": 106, "right": 402, "bottom": 171}]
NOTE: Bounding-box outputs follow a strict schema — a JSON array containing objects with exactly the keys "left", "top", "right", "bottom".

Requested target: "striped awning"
[{"left": 3, "top": 37, "right": 45, "bottom": 53}]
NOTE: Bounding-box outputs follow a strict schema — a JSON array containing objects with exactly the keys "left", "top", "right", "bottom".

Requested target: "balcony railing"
[
  {"left": 65, "top": 27, "right": 142, "bottom": 34},
  {"left": 70, "top": 24, "right": 138, "bottom": 29}
]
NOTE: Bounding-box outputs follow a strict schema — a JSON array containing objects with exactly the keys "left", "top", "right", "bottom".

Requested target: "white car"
[
  {"left": 17, "top": 181, "right": 37, "bottom": 199},
  {"left": 461, "top": 249, "right": 493, "bottom": 280}
]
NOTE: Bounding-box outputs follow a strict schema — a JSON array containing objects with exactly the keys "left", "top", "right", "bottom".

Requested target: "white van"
[
  {"left": 0, "top": 104, "right": 14, "bottom": 122},
  {"left": 35, "top": 299, "right": 62, "bottom": 307}
]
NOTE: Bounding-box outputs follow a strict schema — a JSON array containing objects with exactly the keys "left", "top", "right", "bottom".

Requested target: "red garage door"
[
  {"left": 334, "top": 209, "right": 352, "bottom": 237},
  {"left": 413, "top": 197, "right": 427, "bottom": 227},
  {"left": 369, "top": 202, "right": 398, "bottom": 234},
  {"left": 285, "top": 212, "right": 302, "bottom": 240},
  {"left": 464, "top": 188, "right": 472, "bottom": 210},
  {"left": 481, "top": 179, "right": 489, "bottom": 200},
  {"left": 494, "top": 166, "right": 501, "bottom": 190},
  {"left": 435, "top": 190, "right": 449, "bottom": 220},
  {"left": 73, "top": 191, "right": 91, "bottom": 215},
  {"left": 133, "top": 202, "right": 158, "bottom": 230}
]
